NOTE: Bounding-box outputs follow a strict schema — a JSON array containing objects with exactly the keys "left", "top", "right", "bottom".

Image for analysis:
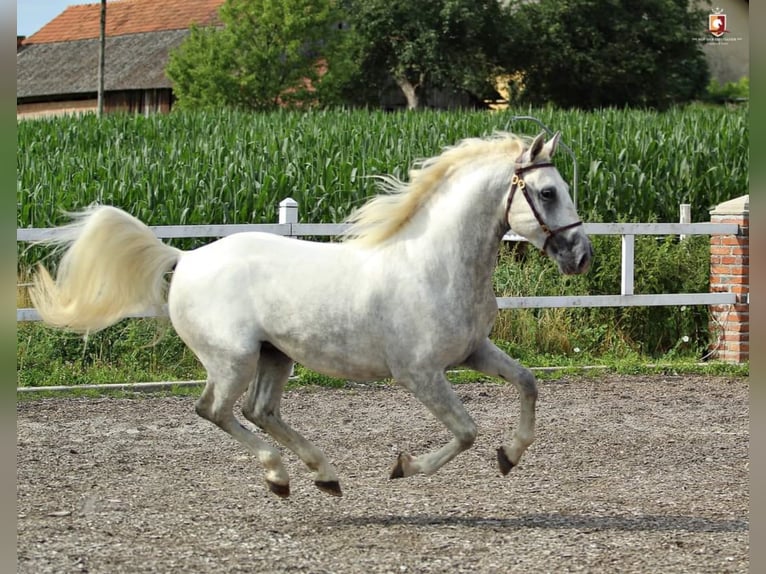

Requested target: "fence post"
[
  {"left": 621, "top": 234, "right": 634, "bottom": 296},
  {"left": 679, "top": 203, "right": 691, "bottom": 241},
  {"left": 279, "top": 197, "right": 299, "bottom": 226},
  {"left": 708, "top": 195, "right": 749, "bottom": 363}
]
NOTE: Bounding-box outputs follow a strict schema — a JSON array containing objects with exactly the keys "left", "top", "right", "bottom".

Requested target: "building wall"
[
  {"left": 106, "top": 89, "right": 173, "bottom": 115},
  {"left": 17, "top": 99, "right": 96, "bottom": 119},
  {"left": 17, "top": 89, "right": 173, "bottom": 119}
]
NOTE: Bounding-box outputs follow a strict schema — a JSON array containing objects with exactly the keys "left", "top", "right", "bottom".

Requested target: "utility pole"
[{"left": 97, "top": 0, "right": 106, "bottom": 116}]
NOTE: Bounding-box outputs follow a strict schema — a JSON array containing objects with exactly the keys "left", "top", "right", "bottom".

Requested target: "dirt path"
[{"left": 17, "top": 374, "right": 749, "bottom": 573}]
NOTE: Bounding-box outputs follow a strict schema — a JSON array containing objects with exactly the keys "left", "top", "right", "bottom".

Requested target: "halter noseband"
[{"left": 505, "top": 162, "right": 583, "bottom": 253}]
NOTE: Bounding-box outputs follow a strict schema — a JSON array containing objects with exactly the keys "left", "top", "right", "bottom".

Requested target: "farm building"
[{"left": 16, "top": 0, "right": 224, "bottom": 119}]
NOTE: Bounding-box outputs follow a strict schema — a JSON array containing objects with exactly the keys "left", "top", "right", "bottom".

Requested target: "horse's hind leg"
[
  {"left": 194, "top": 358, "right": 291, "bottom": 498},
  {"left": 390, "top": 371, "right": 477, "bottom": 479},
  {"left": 242, "top": 346, "right": 342, "bottom": 497},
  {"left": 463, "top": 338, "right": 537, "bottom": 474}
]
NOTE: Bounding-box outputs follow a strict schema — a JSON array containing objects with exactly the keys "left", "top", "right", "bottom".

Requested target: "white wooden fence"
[{"left": 16, "top": 198, "right": 739, "bottom": 322}]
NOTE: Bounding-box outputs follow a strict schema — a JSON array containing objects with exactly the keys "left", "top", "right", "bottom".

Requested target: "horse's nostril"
[{"left": 577, "top": 248, "right": 593, "bottom": 273}]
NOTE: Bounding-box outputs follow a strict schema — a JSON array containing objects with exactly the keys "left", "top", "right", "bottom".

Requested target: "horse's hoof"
[
  {"left": 266, "top": 480, "right": 290, "bottom": 498},
  {"left": 315, "top": 480, "right": 343, "bottom": 497},
  {"left": 390, "top": 453, "right": 406, "bottom": 479},
  {"left": 497, "top": 447, "right": 515, "bottom": 475}
]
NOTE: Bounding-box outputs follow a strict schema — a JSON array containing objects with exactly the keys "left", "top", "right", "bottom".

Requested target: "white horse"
[{"left": 31, "top": 131, "right": 592, "bottom": 498}]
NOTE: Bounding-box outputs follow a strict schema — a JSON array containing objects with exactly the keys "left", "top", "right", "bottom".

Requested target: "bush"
[
  {"left": 492, "top": 234, "right": 711, "bottom": 358},
  {"left": 704, "top": 76, "right": 749, "bottom": 103}
]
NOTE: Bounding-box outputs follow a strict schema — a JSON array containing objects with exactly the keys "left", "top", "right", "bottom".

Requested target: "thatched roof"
[{"left": 17, "top": 29, "right": 190, "bottom": 99}]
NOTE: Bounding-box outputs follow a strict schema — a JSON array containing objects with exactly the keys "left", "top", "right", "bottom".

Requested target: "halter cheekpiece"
[{"left": 505, "top": 162, "right": 583, "bottom": 253}]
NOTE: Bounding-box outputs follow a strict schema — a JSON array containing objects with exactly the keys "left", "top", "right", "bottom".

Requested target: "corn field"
[{"left": 17, "top": 105, "right": 748, "bottom": 235}]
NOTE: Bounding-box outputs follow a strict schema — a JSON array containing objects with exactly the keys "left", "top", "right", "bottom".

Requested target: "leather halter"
[{"left": 505, "top": 162, "right": 584, "bottom": 253}]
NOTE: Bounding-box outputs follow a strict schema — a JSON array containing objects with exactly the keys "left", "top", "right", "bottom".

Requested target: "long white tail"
[{"left": 30, "top": 205, "right": 182, "bottom": 333}]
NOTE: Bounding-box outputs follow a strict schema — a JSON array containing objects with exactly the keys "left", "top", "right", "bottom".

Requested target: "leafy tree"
[
  {"left": 344, "top": 0, "right": 512, "bottom": 109},
  {"left": 506, "top": 0, "right": 709, "bottom": 109},
  {"left": 166, "top": 0, "right": 345, "bottom": 110}
]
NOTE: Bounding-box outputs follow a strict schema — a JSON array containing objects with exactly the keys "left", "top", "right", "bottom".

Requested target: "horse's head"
[{"left": 505, "top": 131, "right": 593, "bottom": 275}]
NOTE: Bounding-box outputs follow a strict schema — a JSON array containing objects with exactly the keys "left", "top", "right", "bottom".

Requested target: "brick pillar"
[{"left": 709, "top": 195, "right": 749, "bottom": 363}]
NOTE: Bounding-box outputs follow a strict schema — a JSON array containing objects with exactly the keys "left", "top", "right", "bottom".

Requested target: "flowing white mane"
[{"left": 343, "top": 132, "right": 531, "bottom": 246}]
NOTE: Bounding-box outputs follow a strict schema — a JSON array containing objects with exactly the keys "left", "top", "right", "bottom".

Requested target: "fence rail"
[
  {"left": 15, "top": 221, "right": 738, "bottom": 242},
  {"left": 16, "top": 209, "right": 739, "bottom": 322}
]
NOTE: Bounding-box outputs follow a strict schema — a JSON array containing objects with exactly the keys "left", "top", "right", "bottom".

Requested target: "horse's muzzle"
[{"left": 549, "top": 232, "right": 593, "bottom": 275}]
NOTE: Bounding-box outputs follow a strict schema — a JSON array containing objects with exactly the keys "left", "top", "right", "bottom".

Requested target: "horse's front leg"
[
  {"left": 463, "top": 338, "right": 538, "bottom": 474},
  {"left": 390, "top": 371, "right": 478, "bottom": 479}
]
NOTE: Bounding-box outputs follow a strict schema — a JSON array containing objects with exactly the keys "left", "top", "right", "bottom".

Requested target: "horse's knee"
[
  {"left": 517, "top": 368, "right": 538, "bottom": 401},
  {"left": 457, "top": 421, "right": 478, "bottom": 450}
]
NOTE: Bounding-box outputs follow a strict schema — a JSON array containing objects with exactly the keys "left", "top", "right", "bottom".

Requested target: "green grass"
[{"left": 16, "top": 320, "right": 205, "bottom": 388}]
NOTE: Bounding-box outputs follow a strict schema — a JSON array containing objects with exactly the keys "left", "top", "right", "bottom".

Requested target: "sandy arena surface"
[{"left": 17, "top": 373, "right": 748, "bottom": 573}]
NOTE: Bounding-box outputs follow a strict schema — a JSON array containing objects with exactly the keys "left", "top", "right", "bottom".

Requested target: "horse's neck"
[{"left": 407, "top": 170, "right": 508, "bottom": 283}]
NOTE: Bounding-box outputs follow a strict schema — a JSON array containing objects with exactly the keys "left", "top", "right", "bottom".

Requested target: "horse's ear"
[
  {"left": 542, "top": 131, "right": 561, "bottom": 159},
  {"left": 518, "top": 131, "right": 547, "bottom": 164}
]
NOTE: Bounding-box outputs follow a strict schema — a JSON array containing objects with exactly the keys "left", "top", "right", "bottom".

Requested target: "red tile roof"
[{"left": 24, "top": 0, "right": 224, "bottom": 44}]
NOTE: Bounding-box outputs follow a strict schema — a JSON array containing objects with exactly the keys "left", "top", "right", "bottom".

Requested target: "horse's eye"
[{"left": 540, "top": 187, "right": 556, "bottom": 201}]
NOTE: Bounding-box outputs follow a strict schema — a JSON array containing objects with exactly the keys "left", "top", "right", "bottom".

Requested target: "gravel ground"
[{"left": 17, "top": 374, "right": 748, "bottom": 573}]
